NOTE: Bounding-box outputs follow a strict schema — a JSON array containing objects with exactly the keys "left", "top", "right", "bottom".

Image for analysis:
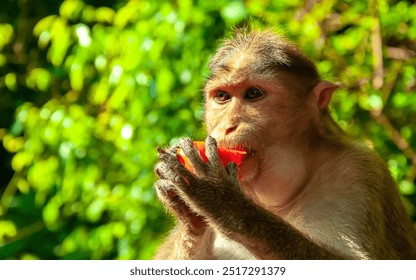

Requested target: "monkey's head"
[{"left": 203, "top": 29, "right": 339, "bottom": 179}]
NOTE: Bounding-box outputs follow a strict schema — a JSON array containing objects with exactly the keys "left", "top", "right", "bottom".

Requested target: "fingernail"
[{"left": 157, "top": 147, "right": 165, "bottom": 154}]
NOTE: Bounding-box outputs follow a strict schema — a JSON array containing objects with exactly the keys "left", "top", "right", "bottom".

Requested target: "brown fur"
[{"left": 154, "top": 28, "right": 416, "bottom": 259}]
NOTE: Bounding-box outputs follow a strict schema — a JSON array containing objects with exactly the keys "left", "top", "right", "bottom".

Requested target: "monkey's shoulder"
[
  {"left": 315, "top": 141, "right": 395, "bottom": 191},
  {"left": 290, "top": 141, "right": 410, "bottom": 258},
  {"left": 306, "top": 141, "right": 400, "bottom": 214}
]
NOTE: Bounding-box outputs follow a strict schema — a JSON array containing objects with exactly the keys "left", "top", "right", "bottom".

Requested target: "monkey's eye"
[
  {"left": 214, "top": 91, "right": 231, "bottom": 103},
  {"left": 244, "top": 87, "right": 264, "bottom": 100}
]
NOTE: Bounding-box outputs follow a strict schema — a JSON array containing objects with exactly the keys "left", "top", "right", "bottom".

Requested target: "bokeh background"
[{"left": 0, "top": 0, "right": 415, "bottom": 260}]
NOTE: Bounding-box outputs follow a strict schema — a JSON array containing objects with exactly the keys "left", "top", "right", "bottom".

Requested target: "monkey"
[{"left": 153, "top": 28, "right": 416, "bottom": 260}]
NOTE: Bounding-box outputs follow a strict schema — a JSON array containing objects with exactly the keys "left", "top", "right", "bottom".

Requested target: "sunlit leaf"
[
  {"left": 0, "top": 23, "right": 14, "bottom": 49},
  {"left": 0, "top": 221, "right": 17, "bottom": 245}
]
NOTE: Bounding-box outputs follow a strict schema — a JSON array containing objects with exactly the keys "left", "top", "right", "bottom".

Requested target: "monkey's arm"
[
  {"left": 221, "top": 200, "right": 345, "bottom": 259},
  {"left": 154, "top": 145, "right": 215, "bottom": 259},
  {"left": 156, "top": 136, "right": 346, "bottom": 260},
  {"left": 154, "top": 225, "right": 214, "bottom": 260}
]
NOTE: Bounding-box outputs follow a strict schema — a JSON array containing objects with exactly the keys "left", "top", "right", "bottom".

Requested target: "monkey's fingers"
[
  {"left": 226, "top": 162, "right": 239, "bottom": 178},
  {"left": 205, "top": 136, "right": 221, "bottom": 164},
  {"left": 225, "top": 162, "right": 244, "bottom": 194},
  {"left": 155, "top": 179, "right": 188, "bottom": 213},
  {"left": 166, "top": 143, "right": 180, "bottom": 156},
  {"left": 154, "top": 158, "right": 174, "bottom": 180},
  {"left": 157, "top": 147, "right": 198, "bottom": 187},
  {"left": 204, "top": 136, "right": 229, "bottom": 179},
  {"left": 155, "top": 179, "right": 207, "bottom": 234},
  {"left": 178, "top": 138, "right": 208, "bottom": 177},
  {"left": 155, "top": 179, "right": 180, "bottom": 204},
  {"left": 156, "top": 142, "right": 180, "bottom": 156}
]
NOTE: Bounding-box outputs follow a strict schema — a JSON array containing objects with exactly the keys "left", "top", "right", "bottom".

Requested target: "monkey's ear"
[{"left": 312, "top": 81, "right": 339, "bottom": 109}]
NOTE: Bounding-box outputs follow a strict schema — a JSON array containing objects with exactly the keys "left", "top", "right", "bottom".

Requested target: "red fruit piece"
[{"left": 177, "top": 141, "right": 246, "bottom": 173}]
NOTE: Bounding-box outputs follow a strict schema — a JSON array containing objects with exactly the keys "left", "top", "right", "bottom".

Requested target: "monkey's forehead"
[
  {"left": 203, "top": 72, "right": 281, "bottom": 95},
  {"left": 204, "top": 62, "right": 281, "bottom": 93},
  {"left": 205, "top": 50, "right": 287, "bottom": 88},
  {"left": 210, "top": 53, "right": 279, "bottom": 77}
]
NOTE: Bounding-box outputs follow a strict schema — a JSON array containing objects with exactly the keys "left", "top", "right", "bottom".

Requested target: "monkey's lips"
[{"left": 177, "top": 141, "right": 247, "bottom": 173}]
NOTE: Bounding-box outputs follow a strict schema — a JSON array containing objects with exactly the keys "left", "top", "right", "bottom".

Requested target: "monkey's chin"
[
  {"left": 237, "top": 151, "right": 260, "bottom": 183},
  {"left": 215, "top": 140, "right": 257, "bottom": 177}
]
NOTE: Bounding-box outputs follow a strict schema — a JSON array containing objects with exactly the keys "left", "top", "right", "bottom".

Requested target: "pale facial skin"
[{"left": 204, "top": 76, "right": 315, "bottom": 210}]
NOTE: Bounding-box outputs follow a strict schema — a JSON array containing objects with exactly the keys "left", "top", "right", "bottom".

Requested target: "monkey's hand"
[
  {"left": 154, "top": 144, "right": 208, "bottom": 237},
  {"left": 155, "top": 136, "right": 248, "bottom": 233},
  {"left": 156, "top": 137, "right": 345, "bottom": 260}
]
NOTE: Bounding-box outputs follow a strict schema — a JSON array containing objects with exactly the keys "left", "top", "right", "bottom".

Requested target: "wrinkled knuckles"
[
  {"left": 156, "top": 146, "right": 165, "bottom": 155},
  {"left": 178, "top": 138, "right": 193, "bottom": 151},
  {"left": 154, "top": 163, "right": 165, "bottom": 179},
  {"left": 154, "top": 162, "right": 173, "bottom": 180},
  {"left": 154, "top": 179, "right": 176, "bottom": 197},
  {"left": 166, "top": 144, "right": 180, "bottom": 155},
  {"left": 179, "top": 139, "right": 201, "bottom": 158}
]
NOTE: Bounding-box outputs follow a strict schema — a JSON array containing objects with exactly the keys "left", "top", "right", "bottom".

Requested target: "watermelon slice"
[{"left": 177, "top": 141, "right": 246, "bottom": 173}]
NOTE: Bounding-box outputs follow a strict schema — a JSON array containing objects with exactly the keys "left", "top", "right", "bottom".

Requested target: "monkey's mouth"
[
  {"left": 219, "top": 142, "right": 255, "bottom": 156},
  {"left": 244, "top": 148, "right": 256, "bottom": 159}
]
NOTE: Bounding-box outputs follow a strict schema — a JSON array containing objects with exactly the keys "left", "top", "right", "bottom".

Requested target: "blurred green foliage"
[{"left": 0, "top": 0, "right": 415, "bottom": 259}]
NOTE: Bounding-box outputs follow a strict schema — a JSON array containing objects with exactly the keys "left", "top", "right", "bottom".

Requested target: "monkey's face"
[
  {"left": 205, "top": 80, "right": 302, "bottom": 140},
  {"left": 204, "top": 73, "right": 314, "bottom": 182}
]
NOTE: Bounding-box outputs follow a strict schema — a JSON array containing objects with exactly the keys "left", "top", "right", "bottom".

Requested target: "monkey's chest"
[{"left": 213, "top": 233, "right": 257, "bottom": 260}]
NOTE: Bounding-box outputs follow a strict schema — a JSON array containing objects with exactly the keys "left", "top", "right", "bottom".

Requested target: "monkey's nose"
[{"left": 225, "top": 125, "right": 238, "bottom": 135}]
